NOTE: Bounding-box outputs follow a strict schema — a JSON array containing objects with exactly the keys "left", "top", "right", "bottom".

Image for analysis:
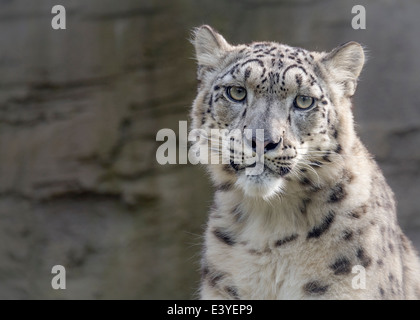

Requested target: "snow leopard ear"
[
  {"left": 321, "top": 41, "right": 365, "bottom": 97},
  {"left": 192, "top": 25, "right": 232, "bottom": 79}
]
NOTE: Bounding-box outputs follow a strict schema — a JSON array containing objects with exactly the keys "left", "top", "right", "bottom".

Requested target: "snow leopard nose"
[{"left": 250, "top": 137, "right": 282, "bottom": 153}]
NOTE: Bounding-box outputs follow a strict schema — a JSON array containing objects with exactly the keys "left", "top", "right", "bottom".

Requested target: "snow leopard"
[{"left": 189, "top": 25, "right": 420, "bottom": 299}]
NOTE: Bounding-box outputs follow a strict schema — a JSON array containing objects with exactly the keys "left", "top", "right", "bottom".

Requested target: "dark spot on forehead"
[
  {"left": 295, "top": 74, "right": 303, "bottom": 86},
  {"left": 252, "top": 42, "right": 270, "bottom": 48},
  {"left": 282, "top": 64, "right": 308, "bottom": 80},
  {"left": 244, "top": 67, "right": 252, "bottom": 81},
  {"left": 241, "top": 58, "right": 264, "bottom": 68},
  {"left": 267, "top": 47, "right": 277, "bottom": 52}
]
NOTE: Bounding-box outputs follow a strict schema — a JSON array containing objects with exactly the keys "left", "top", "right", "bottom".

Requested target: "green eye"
[
  {"left": 294, "top": 95, "right": 315, "bottom": 110},
  {"left": 227, "top": 86, "right": 247, "bottom": 102}
]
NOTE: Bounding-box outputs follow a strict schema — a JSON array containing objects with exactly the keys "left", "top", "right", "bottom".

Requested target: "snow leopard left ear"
[
  {"left": 192, "top": 25, "right": 232, "bottom": 80},
  {"left": 321, "top": 41, "right": 365, "bottom": 97}
]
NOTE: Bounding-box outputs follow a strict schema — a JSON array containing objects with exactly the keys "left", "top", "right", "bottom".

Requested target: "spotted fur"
[{"left": 191, "top": 25, "right": 420, "bottom": 299}]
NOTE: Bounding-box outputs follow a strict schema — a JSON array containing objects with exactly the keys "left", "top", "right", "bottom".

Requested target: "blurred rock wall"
[{"left": 0, "top": 0, "right": 419, "bottom": 299}]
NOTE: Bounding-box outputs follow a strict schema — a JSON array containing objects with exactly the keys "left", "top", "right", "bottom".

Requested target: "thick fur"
[{"left": 190, "top": 25, "right": 420, "bottom": 299}]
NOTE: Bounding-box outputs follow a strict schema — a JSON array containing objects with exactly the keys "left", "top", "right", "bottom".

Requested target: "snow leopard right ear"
[
  {"left": 192, "top": 25, "right": 232, "bottom": 79},
  {"left": 321, "top": 41, "right": 365, "bottom": 97}
]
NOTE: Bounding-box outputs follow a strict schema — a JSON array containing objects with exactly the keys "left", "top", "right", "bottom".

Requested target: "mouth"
[
  {"left": 233, "top": 162, "right": 289, "bottom": 199},
  {"left": 230, "top": 160, "right": 292, "bottom": 177}
]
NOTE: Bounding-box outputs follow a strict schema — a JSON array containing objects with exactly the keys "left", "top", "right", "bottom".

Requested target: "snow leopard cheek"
[
  {"left": 211, "top": 96, "right": 251, "bottom": 130},
  {"left": 291, "top": 108, "right": 319, "bottom": 140},
  {"left": 212, "top": 103, "right": 245, "bottom": 129}
]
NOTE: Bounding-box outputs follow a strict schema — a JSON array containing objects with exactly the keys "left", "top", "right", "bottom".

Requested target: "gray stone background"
[{"left": 0, "top": 0, "right": 419, "bottom": 299}]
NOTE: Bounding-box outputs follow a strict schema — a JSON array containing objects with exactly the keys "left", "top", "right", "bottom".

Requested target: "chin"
[{"left": 236, "top": 171, "right": 285, "bottom": 200}]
